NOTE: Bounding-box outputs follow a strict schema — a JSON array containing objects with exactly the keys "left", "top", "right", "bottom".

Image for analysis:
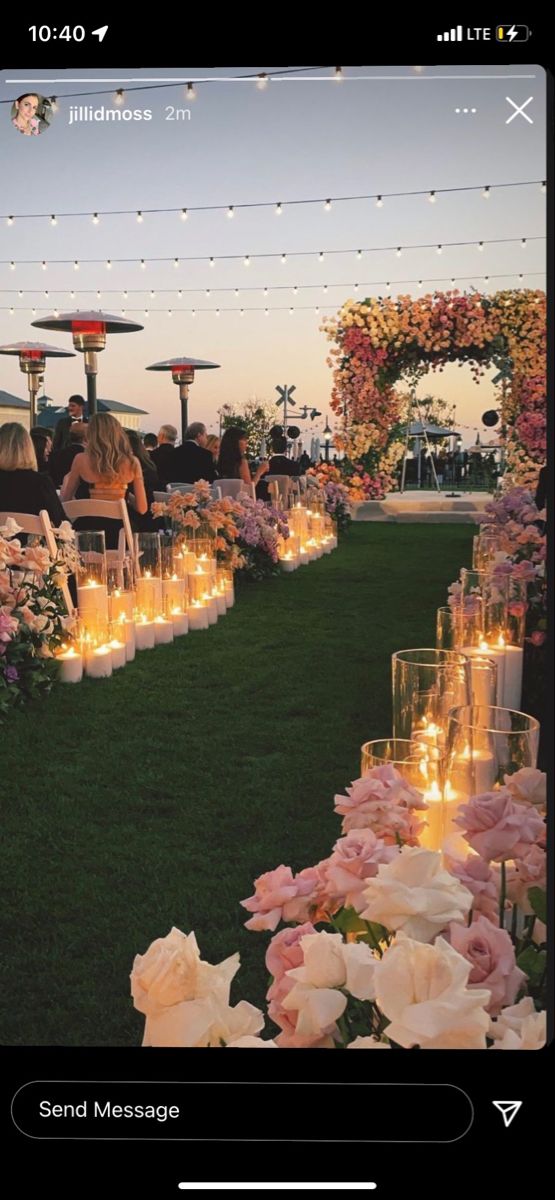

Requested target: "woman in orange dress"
[{"left": 61, "top": 412, "right": 147, "bottom": 546}]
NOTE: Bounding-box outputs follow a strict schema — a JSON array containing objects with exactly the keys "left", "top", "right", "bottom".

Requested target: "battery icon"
[{"left": 496, "top": 25, "right": 529, "bottom": 41}]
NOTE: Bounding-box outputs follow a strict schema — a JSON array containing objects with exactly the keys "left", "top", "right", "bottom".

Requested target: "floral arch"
[{"left": 322, "top": 289, "right": 546, "bottom": 495}]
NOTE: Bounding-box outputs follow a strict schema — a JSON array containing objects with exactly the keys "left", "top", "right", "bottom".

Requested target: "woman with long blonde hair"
[
  {"left": 0, "top": 422, "right": 66, "bottom": 525},
  {"left": 61, "top": 412, "right": 147, "bottom": 544}
]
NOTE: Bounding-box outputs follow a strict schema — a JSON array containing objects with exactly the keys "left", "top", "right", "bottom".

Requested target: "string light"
[
  {"left": 140, "top": 259, "right": 146, "bottom": 269},
  {"left": 289, "top": 307, "right": 294, "bottom": 315},
  {"left": 168, "top": 309, "right": 173, "bottom": 316},
  {"left": 429, "top": 191, "right": 436, "bottom": 203},
  {"left": 191, "top": 309, "right": 196, "bottom": 317},
  {"left": 54, "top": 308, "right": 59, "bottom": 317},
  {"left": 240, "top": 308, "right": 245, "bottom": 316},
  {"left": 106, "top": 260, "right": 112, "bottom": 269},
  {"left": 10, "top": 261, "right": 15, "bottom": 270},
  {"left": 137, "top": 211, "right": 144, "bottom": 223},
  {"left": 123, "top": 290, "right": 128, "bottom": 299},
  {"left": 437, "top": 245, "right": 443, "bottom": 255},
  {"left": 319, "top": 252, "right": 324, "bottom": 262},
  {"left": 70, "top": 290, "right": 76, "bottom": 299},
  {"left": 186, "top": 83, "right": 196, "bottom": 100},
  {"left": 18, "top": 290, "right": 22, "bottom": 297},
  {"left": 50, "top": 97, "right": 59, "bottom": 113},
  {"left": 31, "top": 308, "right": 36, "bottom": 316},
  {"left": 209, "top": 257, "right": 215, "bottom": 268},
  {"left": 281, "top": 254, "right": 287, "bottom": 264},
  {"left": 244, "top": 255, "right": 250, "bottom": 266},
  {"left": 177, "top": 290, "right": 183, "bottom": 299},
  {"left": 324, "top": 199, "right": 332, "bottom": 211},
  {"left": 396, "top": 247, "right": 402, "bottom": 257},
  {"left": 482, "top": 186, "right": 490, "bottom": 199},
  {"left": 74, "top": 260, "right": 80, "bottom": 270},
  {"left": 144, "top": 310, "right": 149, "bottom": 318},
  {"left": 92, "top": 213, "right": 99, "bottom": 224},
  {"left": 478, "top": 242, "right": 484, "bottom": 251},
  {"left": 216, "top": 308, "right": 220, "bottom": 317},
  {"left": 44, "top": 290, "right": 49, "bottom": 297},
  {"left": 334, "top": 66, "right": 343, "bottom": 80},
  {"left": 522, "top": 238, "right": 527, "bottom": 248},
  {"left": 293, "top": 286, "right": 298, "bottom": 294},
  {"left": 275, "top": 202, "right": 282, "bottom": 215},
  {"left": 9, "top": 306, "right": 13, "bottom": 315},
  {"left": 257, "top": 73, "right": 268, "bottom": 90},
  {"left": 541, "top": 181, "right": 546, "bottom": 193},
  {"left": 354, "top": 283, "right": 359, "bottom": 291},
  {"left": 227, "top": 206, "right": 235, "bottom": 219},
  {"left": 41, "top": 261, "right": 47, "bottom": 270},
  {"left": 263, "top": 287, "right": 269, "bottom": 297},
  {"left": 7, "top": 216, "right": 14, "bottom": 226},
  {"left": 315, "top": 306, "right": 320, "bottom": 313},
  {"left": 206, "top": 289, "right": 211, "bottom": 297},
  {"left": 174, "top": 258, "right": 179, "bottom": 268},
  {"left": 96, "top": 291, "right": 101, "bottom": 299},
  {"left": 418, "top": 280, "right": 423, "bottom": 288},
  {"left": 376, "top": 195, "right": 383, "bottom": 208},
  {"left": 50, "top": 215, "right": 57, "bottom": 226},
  {"left": 150, "top": 290, "right": 156, "bottom": 299},
  {"left": 518, "top": 274, "right": 523, "bottom": 282},
  {"left": 114, "top": 89, "right": 125, "bottom": 105},
  {"left": 323, "top": 284, "right": 328, "bottom": 293},
  {"left": 264, "top": 308, "right": 269, "bottom": 316},
  {"left": 386, "top": 281, "right": 392, "bottom": 291},
  {"left": 181, "top": 208, "right": 188, "bottom": 221}
]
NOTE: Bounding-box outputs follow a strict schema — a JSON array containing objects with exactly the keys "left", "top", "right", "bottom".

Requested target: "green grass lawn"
[{"left": 1, "top": 523, "right": 473, "bottom": 1046}]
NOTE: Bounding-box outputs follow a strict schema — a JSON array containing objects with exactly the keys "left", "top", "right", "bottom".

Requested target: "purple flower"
[{"left": 4, "top": 665, "right": 19, "bottom": 683}]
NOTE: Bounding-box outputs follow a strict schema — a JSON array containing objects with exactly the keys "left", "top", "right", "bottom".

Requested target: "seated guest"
[
  {"left": 217, "top": 426, "right": 269, "bottom": 492},
  {"left": 51, "top": 394, "right": 88, "bottom": 454},
  {"left": 298, "top": 450, "right": 312, "bottom": 475},
  {"left": 205, "top": 434, "right": 220, "bottom": 466},
  {"left": 61, "top": 413, "right": 147, "bottom": 548},
  {"left": 172, "top": 421, "right": 217, "bottom": 484},
  {"left": 30, "top": 426, "right": 52, "bottom": 473},
  {"left": 125, "top": 429, "right": 160, "bottom": 530},
  {"left": 268, "top": 434, "right": 300, "bottom": 477},
  {"left": 150, "top": 424, "right": 178, "bottom": 487},
  {"left": 49, "top": 422, "right": 88, "bottom": 489},
  {"left": 0, "top": 422, "right": 66, "bottom": 526},
  {"left": 143, "top": 432, "right": 158, "bottom": 454}
]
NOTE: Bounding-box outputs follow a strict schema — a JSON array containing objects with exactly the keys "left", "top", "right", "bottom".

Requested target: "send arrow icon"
[{"left": 493, "top": 1101, "right": 523, "bottom": 1128}]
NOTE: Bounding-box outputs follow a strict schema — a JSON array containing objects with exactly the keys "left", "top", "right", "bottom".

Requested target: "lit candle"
[
  {"left": 109, "top": 639, "right": 127, "bottom": 669},
  {"left": 85, "top": 643, "right": 113, "bottom": 679},
  {"left": 170, "top": 606, "right": 189, "bottom": 636},
  {"left": 108, "top": 588, "right": 135, "bottom": 622},
  {"left": 420, "top": 779, "right": 444, "bottom": 851},
  {"left": 136, "top": 571, "right": 161, "bottom": 618},
  {"left": 442, "top": 780, "right": 468, "bottom": 839},
  {"left": 224, "top": 577, "right": 235, "bottom": 607},
  {"left": 280, "top": 553, "right": 297, "bottom": 573},
  {"left": 299, "top": 546, "right": 310, "bottom": 566},
  {"left": 77, "top": 578, "right": 109, "bottom": 635},
  {"left": 153, "top": 615, "right": 174, "bottom": 645},
  {"left": 135, "top": 614, "right": 156, "bottom": 650},
  {"left": 188, "top": 600, "right": 209, "bottom": 631},
  {"left": 214, "top": 588, "right": 227, "bottom": 616},
  {"left": 190, "top": 567, "right": 209, "bottom": 603},
  {"left": 503, "top": 644, "right": 524, "bottom": 710},
  {"left": 413, "top": 717, "right": 445, "bottom": 750},
  {"left": 467, "top": 655, "right": 496, "bottom": 707},
  {"left": 119, "top": 614, "right": 136, "bottom": 662},
  {"left": 462, "top": 638, "right": 506, "bottom": 706},
  {"left": 56, "top": 644, "right": 83, "bottom": 684},
  {"left": 457, "top": 743, "right": 496, "bottom": 795},
  {"left": 162, "top": 573, "right": 185, "bottom": 610},
  {"left": 202, "top": 592, "right": 219, "bottom": 625}
]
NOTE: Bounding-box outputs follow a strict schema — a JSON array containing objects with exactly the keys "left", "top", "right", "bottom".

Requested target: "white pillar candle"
[
  {"left": 176, "top": 550, "right": 197, "bottom": 575},
  {"left": 188, "top": 602, "right": 209, "bottom": 631},
  {"left": 280, "top": 555, "right": 297, "bottom": 573},
  {"left": 502, "top": 645, "right": 524, "bottom": 710},
  {"left": 411, "top": 721, "right": 445, "bottom": 752},
  {"left": 462, "top": 642, "right": 506, "bottom": 707},
  {"left": 136, "top": 575, "right": 160, "bottom": 618},
  {"left": 224, "top": 579, "right": 235, "bottom": 607},
  {"left": 162, "top": 575, "right": 185, "bottom": 610},
  {"left": 190, "top": 568, "right": 209, "bottom": 602},
  {"left": 202, "top": 593, "right": 219, "bottom": 625},
  {"left": 153, "top": 616, "right": 174, "bottom": 645},
  {"left": 214, "top": 590, "right": 227, "bottom": 615},
  {"left": 56, "top": 646, "right": 83, "bottom": 684},
  {"left": 300, "top": 548, "right": 310, "bottom": 565},
  {"left": 135, "top": 617, "right": 156, "bottom": 650},
  {"left": 109, "top": 639, "right": 127, "bottom": 670},
  {"left": 170, "top": 607, "right": 189, "bottom": 636},
  {"left": 119, "top": 616, "right": 136, "bottom": 662},
  {"left": 85, "top": 644, "right": 113, "bottom": 678},
  {"left": 442, "top": 781, "right": 469, "bottom": 840},
  {"left": 456, "top": 746, "right": 496, "bottom": 795},
  {"left": 77, "top": 580, "right": 109, "bottom": 633},
  {"left": 108, "top": 588, "right": 135, "bottom": 622},
  {"left": 419, "top": 780, "right": 444, "bottom": 851}
]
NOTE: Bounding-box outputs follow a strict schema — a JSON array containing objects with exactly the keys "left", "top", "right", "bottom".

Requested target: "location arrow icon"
[
  {"left": 492, "top": 1101, "right": 523, "bottom": 1128},
  {"left": 92, "top": 25, "right": 109, "bottom": 41}
]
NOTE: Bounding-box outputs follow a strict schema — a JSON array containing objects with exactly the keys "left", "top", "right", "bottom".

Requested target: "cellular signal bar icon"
[{"left": 437, "top": 26, "right": 463, "bottom": 41}]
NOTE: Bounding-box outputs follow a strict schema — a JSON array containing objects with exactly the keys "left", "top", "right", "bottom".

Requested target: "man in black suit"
[
  {"left": 268, "top": 434, "right": 300, "bottom": 477},
  {"left": 150, "top": 424, "right": 178, "bottom": 487},
  {"left": 171, "top": 422, "right": 216, "bottom": 484},
  {"left": 51, "top": 394, "right": 88, "bottom": 453}
]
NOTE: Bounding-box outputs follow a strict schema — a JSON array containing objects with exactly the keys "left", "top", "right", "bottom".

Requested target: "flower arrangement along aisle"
[
  {"left": 232, "top": 496, "right": 290, "bottom": 581},
  {"left": 131, "top": 763, "right": 546, "bottom": 1048},
  {"left": 152, "top": 483, "right": 245, "bottom": 572},
  {"left": 0, "top": 518, "right": 76, "bottom": 717},
  {"left": 322, "top": 289, "right": 546, "bottom": 494},
  {"left": 306, "top": 465, "right": 352, "bottom": 533}
]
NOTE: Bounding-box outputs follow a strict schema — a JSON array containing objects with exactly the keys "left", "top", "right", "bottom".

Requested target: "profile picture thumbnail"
[{"left": 11, "top": 93, "right": 53, "bottom": 136}]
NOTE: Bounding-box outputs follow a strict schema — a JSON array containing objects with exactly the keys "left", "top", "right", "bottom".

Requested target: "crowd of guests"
[{"left": 0, "top": 394, "right": 313, "bottom": 547}]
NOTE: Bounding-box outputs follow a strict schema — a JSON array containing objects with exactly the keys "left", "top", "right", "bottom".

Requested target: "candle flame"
[
  {"left": 425, "top": 780, "right": 442, "bottom": 802},
  {"left": 444, "top": 781, "right": 457, "bottom": 801}
]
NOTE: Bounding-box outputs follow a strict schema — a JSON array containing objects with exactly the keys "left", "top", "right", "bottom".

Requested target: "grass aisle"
[{"left": 1, "top": 523, "right": 472, "bottom": 1045}]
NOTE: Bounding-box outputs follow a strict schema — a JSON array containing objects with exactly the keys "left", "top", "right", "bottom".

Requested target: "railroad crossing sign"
[{"left": 275, "top": 384, "right": 297, "bottom": 431}]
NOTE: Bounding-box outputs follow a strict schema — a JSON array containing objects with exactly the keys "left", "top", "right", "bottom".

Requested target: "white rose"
[
  {"left": 143, "top": 994, "right": 264, "bottom": 1048},
  {"left": 131, "top": 927, "right": 239, "bottom": 1018},
  {"left": 504, "top": 768, "right": 546, "bottom": 812},
  {"left": 347, "top": 1036, "right": 391, "bottom": 1049},
  {"left": 341, "top": 941, "right": 378, "bottom": 1001},
  {"left": 297, "top": 932, "right": 347, "bottom": 988},
  {"left": 490, "top": 1002, "right": 546, "bottom": 1050},
  {"left": 360, "top": 846, "right": 473, "bottom": 942},
  {"left": 282, "top": 982, "right": 347, "bottom": 1040},
  {"left": 375, "top": 933, "right": 491, "bottom": 1049}
]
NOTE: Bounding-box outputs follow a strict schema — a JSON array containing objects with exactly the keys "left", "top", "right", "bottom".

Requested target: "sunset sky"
[{"left": 0, "top": 64, "right": 546, "bottom": 445}]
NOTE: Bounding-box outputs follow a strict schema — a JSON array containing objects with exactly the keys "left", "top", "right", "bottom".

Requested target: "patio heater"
[
  {"left": 0, "top": 341, "right": 75, "bottom": 425},
  {"left": 31, "top": 311, "right": 144, "bottom": 416},
  {"left": 146, "top": 356, "right": 220, "bottom": 439}
]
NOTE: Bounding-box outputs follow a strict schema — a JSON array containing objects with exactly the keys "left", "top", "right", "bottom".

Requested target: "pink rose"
[
  {"left": 265, "top": 923, "right": 317, "bottom": 1037},
  {"left": 529, "top": 631, "right": 546, "bottom": 647},
  {"left": 447, "top": 854, "right": 500, "bottom": 925},
  {"left": 240, "top": 865, "right": 324, "bottom": 931},
  {"left": 324, "top": 829, "right": 399, "bottom": 912},
  {"left": 334, "top": 764, "right": 427, "bottom": 844},
  {"left": 508, "top": 845, "right": 546, "bottom": 912},
  {"left": 449, "top": 916, "right": 526, "bottom": 1016},
  {"left": 455, "top": 791, "right": 545, "bottom": 862},
  {"left": 0, "top": 609, "right": 19, "bottom": 642}
]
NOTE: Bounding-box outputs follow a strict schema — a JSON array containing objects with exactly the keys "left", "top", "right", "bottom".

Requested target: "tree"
[{"left": 221, "top": 399, "right": 278, "bottom": 454}]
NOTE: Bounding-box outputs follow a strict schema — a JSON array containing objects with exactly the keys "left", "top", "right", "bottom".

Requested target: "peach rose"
[{"left": 360, "top": 847, "right": 473, "bottom": 942}]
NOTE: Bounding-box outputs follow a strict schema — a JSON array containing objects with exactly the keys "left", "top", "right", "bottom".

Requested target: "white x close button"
[{"left": 506, "top": 96, "right": 534, "bottom": 124}]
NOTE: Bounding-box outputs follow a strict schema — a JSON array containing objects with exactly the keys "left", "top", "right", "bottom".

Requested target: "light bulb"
[
  {"left": 9, "top": 306, "right": 14, "bottom": 315},
  {"left": 357, "top": 250, "right": 362, "bottom": 260},
  {"left": 281, "top": 254, "right": 287, "bottom": 264},
  {"left": 54, "top": 308, "right": 59, "bottom": 317},
  {"left": 323, "top": 285, "right": 328, "bottom": 293},
  {"left": 541, "top": 181, "right": 546, "bottom": 193},
  {"left": 521, "top": 238, "right": 527, "bottom": 249},
  {"left": 168, "top": 310, "right": 173, "bottom": 317},
  {"left": 319, "top": 252, "right": 324, "bottom": 261},
  {"left": 478, "top": 242, "right": 484, "bottom": 251},
  {"left": 240, "top": 308, "right": 244, "bottom": 316},
  {"left": 114, "top": 89, "right": 125, "bottom": 105},
  {"left": 7, "top": 216, "right": 14, "bottom": 226},
  {"left": 263, "top": 288, "right": 268, "bottom": 297},
  {"left": 376, "top": 195, "right": 383, "bottom": 208},
  {"left": 140, "top": 259, "right": 146, "bottom": 269},
  {"left": 257, "top": 73, "right": 268, "bottom": 89},
  {"left": 234, "top": 289, "right": 239, "bottom": 297},
  {"left": 264, "top": 308, "right": 269, "bottom": 316},
  {"left": 106, "top": 260, "right": 112, "bottom": 269},
  {"left": 482, "top": 186, "right": 490, "bottom": 199},
  {"left": 216, "top": 308, "right": 220, "bottom": 316},
  {"left": 181, "top": 208, "right": 188, "bottom": 221},
  {"left": 429, "top": 190, "right": 436, "bottom": 203},
  {"left": 150, "top": 291, "right": 155, "bottom": 299},
  {"left": 50, "top": 214, "right": 57, "bottom": 226},
  {"left": 96, "top": 291, "right": 101, "bottom": 299},
  {"left": 275, "top": 202, "right": 282, "bottom": 215},
  {"left": 41, "top": 261, "right": 47, "bottom": 270},
  {"left": 227, "top": 206, "right": 234, "bottom": 219},
  {"left": 10, "top": 261, "right": 15, "bottom": 270},
  {"left": 209, "top": 257, "right": 215, "bottom": 268},
  {"left": 324, "top": 199, "right": 332, "bottom": 211},
  {"left": 144, "top": 310, "right": 149, "bottom": 318},
  {"left": 315, "top": 306, "right": 320, "bottom": 313},
  {"left": 74, "top": 260, "right": 79, "bottom": 270},
  {"left": 174, "top": 258, "right": 179, "bottom": 269},
  {"left": 293, "top": 286, "right": 298, "bottom": 294},
  {"left": 18, "top": 290, "right": 22, "bottom": 297},
  {"left": 123, "top": 290, "right": 128, "bottom": 299},
  {"left": 354, "top": 283, "right": 359, "bottom": 291},
  {"left": 244, "top": 255, "right": 250, "bottom": 266},
  {"left": 437, "top": 245, "right": 443, "bottom": 255},
  {"left": 418, "top": 280, "right": 423, "bottom": 289},
  {"left": 187, "top": 83, "right": 196, "bottom": 100},
  {"left": 92, "top": 213, "right": 99, "bottom": 224},
  {"left": 396, "top": 247, "right": 402, "bottom": 257},
  {"left": 44, "top": 290, "right": 49, "bottom": 297},
  {"left": 70, "top": 291, "right": 75, "bottom": 299},
  {"left": 206, "top": 289, "right": 211, "bottom": 297},
  {"left": 334, "top": 66, "right": 343, "bottom": 80},
  {"left": 289, "top": 307, "right": 294, "bottom": 315},
  {"left": 191, "top": 309, "right": 196, "bottom": 317},
  {"left": 177, "top": 290, "right": 183, "bottom": 299},
  {"left": 137, "top": 211, "right": 143, "bottom": 223}
]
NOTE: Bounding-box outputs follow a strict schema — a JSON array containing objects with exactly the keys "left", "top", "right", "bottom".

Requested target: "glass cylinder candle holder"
[
  {"left": 190, "top": 562, "right": 210, "bottom": 603},
  {"left": 392, "top": 648, "right": 470, "bottom": 749},
  {"left": 173, "top": 533, "right": 197, "bottom": 578},
  {"left": 160, "top": 536, "right": 185, "bottom": 612},
  {"left": 436, "top": 606, "right": 458, "bottom": 651},
  {"left": 107, "top": 620, "right": 127, "bottom": 670},
  {"left": 135, "top": 532, "right": 162, "bottom": 618},
  {"left": 466, "top": 654, "right": 498, "bottom": 708},
  {"left": 76, "top": 530, "right": 109, "bottom": 641},
  {"left": 472, "top": 527, "right": 500, "bottom": 570},
  {"left": 446, "top": 706, "right": 540, "bottom": 803}
]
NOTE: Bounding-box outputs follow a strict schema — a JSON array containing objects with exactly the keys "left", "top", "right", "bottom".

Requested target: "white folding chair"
[
  {"left": 216, "top": 478, "right": 255, "bottom": 501},
  {"left": 62, "top": 498, "right": 135, "bottom": 558},
  {"left": 265, "top": 474, "right": 291, "bottom": 505},
  {"left": 0, "top": 508, "right": 74, "bottom": 616},
  {"left": 167, "top": 482, "right": 198, "bottom": 492}
]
